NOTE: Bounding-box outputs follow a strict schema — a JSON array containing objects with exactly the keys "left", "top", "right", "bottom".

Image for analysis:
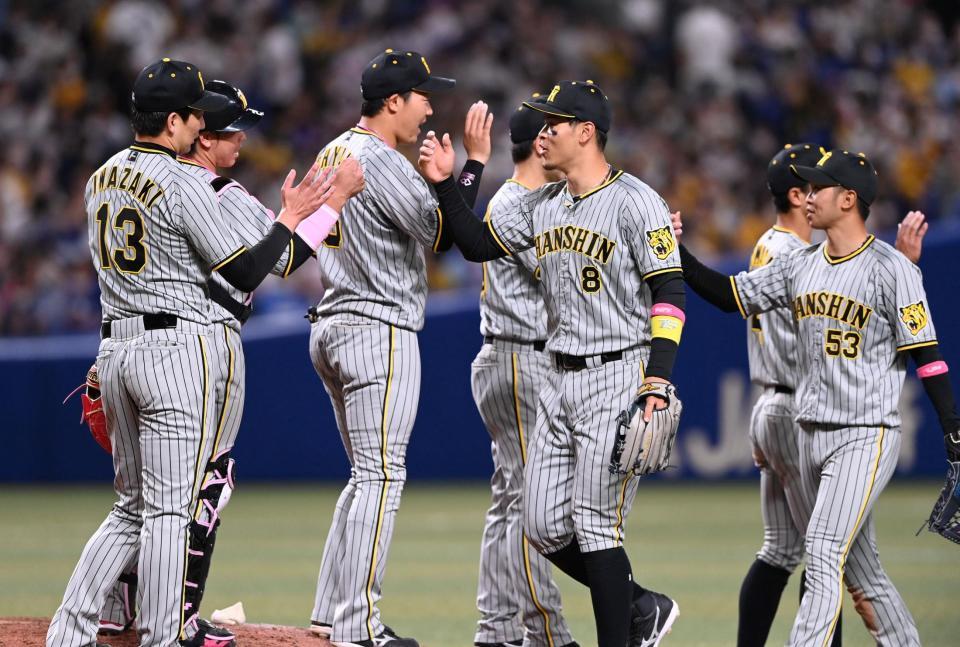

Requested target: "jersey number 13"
[{"left": 95, "top": 204, "right": 148, "bottom": 273}]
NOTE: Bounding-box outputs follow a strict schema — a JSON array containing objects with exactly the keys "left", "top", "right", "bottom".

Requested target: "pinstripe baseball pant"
[
  {"left": 789, "top": 425, "right": 919, "bottom": 646},
  {"left": 47, "top": 317, "right": 229, "bottom": 647},
  {"left": 471, "top": 341, "right": 574, "bottom": 647},
  {"left": 99, "top": 322, "right": 246, "bottom": 630},
  {"left": 309, "top": 314, "right": 420, "bottom": 644},
  {"left": 750, "top": 390, "right": 810, "bottom": 572},
  {"left": 523, "top": 348, "right": 647, "bottom": 555}
]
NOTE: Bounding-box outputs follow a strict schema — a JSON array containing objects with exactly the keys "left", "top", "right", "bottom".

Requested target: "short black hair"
[
  {"left": 130, "top": 102, "right": 194, "bottom": 136},
  {"left": 857, "top": 198, "right": 870, "bottom": 220},
  {"left": 571, "top": 119, "right": 607, "bottom": 151},
  {"left": 360, "top": 90, "right": 412, "bottom": 117},
  {"left": 771, "top": 191, "right": 791, "bottom": 214},
  {"left": 511, "top": 140, "right": 535, "bottom": 164}
]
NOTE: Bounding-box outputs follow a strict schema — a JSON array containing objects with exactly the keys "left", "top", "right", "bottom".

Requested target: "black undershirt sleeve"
[
  {"left": 644, "top": 272, "right": 686, "bottom": 380},
  {"left": 434, "top": 160, "right": 487, "bottom": 253},
  {"left": 216, "top": 222, "right": 293, "bottom": 292},
  {"left": 285, "top": 234, "right": 315, "bottom": 275},
  {"left": 433, "top": 175, "right": 508, "bottom": 262},
  {"left": 909, "top": 345, "right": 960, "bottom": 435},
  {"left": 679, "top": 244, "right": 740, "bottom": 313}
]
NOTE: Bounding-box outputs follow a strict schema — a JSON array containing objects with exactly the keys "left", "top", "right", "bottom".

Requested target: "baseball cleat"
[
  {"left": 310, "top": 620, "right": 333, "bottom": 638},
  {"left": 474, "top": 641, "right": 523, "bottom": 647},
  {"left": 332, "top": 625, "right": 420, "bottom": 647},
  {"left": 629, "top": 592, "right": 679, "bottom": 647},
  {"left": 97, "top": 620, "right": 128, "bottom": 636},
  {"left": 179, "top": 618, "right": 237, "bottom": 647}
]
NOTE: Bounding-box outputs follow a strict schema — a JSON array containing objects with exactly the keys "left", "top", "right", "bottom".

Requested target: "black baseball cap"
[
  {"left": 509, "top": 92, "right": 547, "bottom": 143},
  {"left": 132, "top": 58, "right": 229, "bottom": 113},
  {"left": 360, "top": 49, "right": 456, "bottom": 100},
  {"left": 201, "top": 80, "right": 264, "bottom": 133},
  {"left": 767, "top": 143, "right": 826, "bottom": 195},
  {"left": 524, "top": 80, "right": 612, "bottom": 133},
  {"left": 791, "top": 149, "right": 879, "bottom": 206}
]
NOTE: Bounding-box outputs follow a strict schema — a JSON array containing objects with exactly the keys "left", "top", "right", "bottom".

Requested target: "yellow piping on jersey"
[
  {"left": 823, "top": 427, "right": 885, "bottom": 647},
  {"left": 641, "top": 267, "right": 682, "bottom": 281},
  {"left": 506, "top": 177, "right": 534, "bottom": 190},
  {"left": 574, "top": 169, "right": 623, "bottom": 201},
  {"left": 176, "top": 156, "right": 207, "bottom": 169},
  {"left": 896, "top": 340, "right": 938, "bottom": 352},
  {"left": 181, "top": 334, "right": 211, "bottom": 639},
  {"left": 731, "top": 276, "right": 748, "bottom": 318},
  {"left": 512, "top": 352, "right": 556, "bottom": 647},
  {"left": 771, "top": 225, "right": 809, "bottom": 243},
  {"left": 211, "top": 247, "right": 247, "bottom": 271},
  {"left": 210, "top": 325, "right": 235, "bottom": 455},
  {"left": 487, "top": 218, "right": 513, "bottom": 256},
  {"left": 613, "top": 476, "right": 631, "bottom": 543},
  {"left": 432, "top": 208, "right": 444, "bottom": 253},
  {"left": 282, "top": 239, "right": 295, "bottom": 278},
  {"left": 365, "top": 326, "right": 396, "bottom": 641},
  {"left": 350, "top": 127, "right": 378, "bottom": 137},
  {"left": 822, "top": 235, "right": 875, "bottom": 265}
]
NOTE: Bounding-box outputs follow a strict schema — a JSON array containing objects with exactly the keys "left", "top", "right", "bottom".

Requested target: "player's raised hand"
[
  {"left": 325, "top": 157, "right": 365, "bottom": 212},
  {"left": 418, "top": 131, "right": 456, "bottom": 183},
  {"left": 463, "top": 101, "right": 494, "bottom": 164},
  {"left": 895, "top": 210, "right": 927, "bottom": 264},
  {"left": 671, "top": 211, "right": 683, "bottom": 241},
  {"left": 278, "top": 163, "right": 336, "bottom": 228}
]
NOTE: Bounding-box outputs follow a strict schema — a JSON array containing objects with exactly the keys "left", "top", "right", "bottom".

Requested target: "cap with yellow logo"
[
  {"left": 523, "top": 80, "right": 612, "bottom": 133},
  {"left": 132, "top": 58, "right": 229, "bottom": 113},
  {"left": 360, "top": 49, "right": 456, "bottom": 100},
  {"left": 791, "top": 149, "right": 879, "bottom": 206}
]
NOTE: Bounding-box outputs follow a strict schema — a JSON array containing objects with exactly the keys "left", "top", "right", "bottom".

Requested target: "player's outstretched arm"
[
  {"left": 419, "top": 131, "right": 508, "bottom": 262},
  {"left": 895, "top": 210, "right": 927, "bottom": 264},
  {"left": 453, "top": 100, "right": 494, "bottom": 210},
  {"left": 217, "top": 163, "right": 335, "bottom": 292},
  {"left": 678, "top": 243, "right": 741, "bottom": 313},
  {"left": 909, "top": 344, "right": 960, "bottom": 460}
]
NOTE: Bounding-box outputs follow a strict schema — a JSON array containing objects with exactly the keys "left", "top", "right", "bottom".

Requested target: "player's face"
[
  {"left": 211, "top": 131, "right": 247, "bottom": 169},
  {"left": 806, "top": 184, "right": 845, "bottom": 229},
  {"left": 539, "top": 117, "right": 578, "bottom": 171},
  {"left": 396, "top": 91, "right": 433, "bottom": 145},
  {"left": 173, "top": 109, "right": 204, "bottom": 154}
]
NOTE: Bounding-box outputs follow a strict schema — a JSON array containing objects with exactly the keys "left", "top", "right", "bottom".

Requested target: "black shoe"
[
  {"left": 179, "top": 618, "right": 237, "bottom": 646},
  {"left": 629, "top": 591, "right": 679, "bottom": 647},
  {"left": 475, "top": 640, "right": 523, "bottom": 647},
  {"left": 333, "top": 625, "right": 419, "bottom": 647}
]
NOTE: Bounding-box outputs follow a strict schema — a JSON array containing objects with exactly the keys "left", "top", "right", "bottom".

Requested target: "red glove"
[{"left": 70, "top": 364, "right": 111, "bottom": 454}]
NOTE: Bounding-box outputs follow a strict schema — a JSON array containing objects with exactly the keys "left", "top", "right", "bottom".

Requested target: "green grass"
[{"left": 1, "top": 482, "right": 956, "bottom": 646}]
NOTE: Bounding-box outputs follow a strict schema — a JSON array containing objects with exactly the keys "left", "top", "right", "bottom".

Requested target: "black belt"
[
  {"left": 553, "top": 350, "right": 623, "bottom": 371},
  {"left": 101, "top": 313, "right": 177, "bottom": 338},
  {"left": 483, "top": 335, "right": 546, "bottom": 352},
  {"left": 208, "top": 280, "right": 253, "bottom": 324},
  {"left": 773, "top": 384, "right": 794, "bottom": 395}
]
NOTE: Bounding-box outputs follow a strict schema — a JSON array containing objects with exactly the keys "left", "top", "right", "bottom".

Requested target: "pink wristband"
[
  {"left": 295, "top": 204, "right": 340, "bottom": 250},
  {"left": 651, "top": 303, "right": 686, "bottom": 323},
  {"left": 918, "top": 361, "right": 949, "bottom": 379}
]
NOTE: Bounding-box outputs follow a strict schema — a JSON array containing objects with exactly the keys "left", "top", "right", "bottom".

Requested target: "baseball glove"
[
  {"left": 609, "top": 382, "right": 682, "bottom": 477},
  {"left": 64, "top": 364, "right": 111, "bottom": 454},
  {"left": 921, "top": 459, "right": 960, "bottom": 545}
]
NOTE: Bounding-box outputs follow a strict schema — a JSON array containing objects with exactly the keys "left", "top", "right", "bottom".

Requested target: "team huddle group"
[{"left": 45, "top": 48, "right": 958, "bottom": 647}]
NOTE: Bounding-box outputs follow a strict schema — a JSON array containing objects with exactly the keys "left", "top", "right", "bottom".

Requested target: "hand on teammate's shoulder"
[{"left": 895, "top": 210, "right": 927, "bottom": 265}]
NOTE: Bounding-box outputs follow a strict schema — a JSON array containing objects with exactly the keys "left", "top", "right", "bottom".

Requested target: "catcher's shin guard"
[
  {"left": 183, "top": 450, "right": 236, "bottom": 627},
  {"left": 99, "top": 571, "right": 138, "bottom": 634}
]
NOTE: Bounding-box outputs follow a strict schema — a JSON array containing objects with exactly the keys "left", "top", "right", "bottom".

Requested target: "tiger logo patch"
[
  {"left": 899, "top": 301, "right": 928, "bottom": 336},
  {"left": 750, "top": 243, "right": 772, "bottom": 270},
  {"left": 645, "top": 226, "right": 676, "bottom": 261}
]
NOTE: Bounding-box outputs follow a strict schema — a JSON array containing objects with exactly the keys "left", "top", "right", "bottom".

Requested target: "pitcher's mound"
[{"left": 0, "top": 618, "right": 327, "bottom": 646}]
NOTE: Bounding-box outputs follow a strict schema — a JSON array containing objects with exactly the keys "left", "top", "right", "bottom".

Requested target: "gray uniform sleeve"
[
  {"left": 731, "top": 251, "right": 795, "bottom": 317},
  {"left": 622, "top": 189, "right": 682, "bottom": 280},
  {"left": 488, "top": 189, "right": 539, "bottom": 255},
  {"left": 881, "top": 254, "right": 938, "bottom": 350},
  {"left": 178, "top": 176, "right": 246, "bottom": 269},
  {"left": 218, "top": 185, "right": 294, "bottom": 277},
  {"left": 364, "top": 147, "right": 441, "bottom": 250}
]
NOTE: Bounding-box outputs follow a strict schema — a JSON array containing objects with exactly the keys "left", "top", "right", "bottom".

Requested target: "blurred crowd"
[{"left": 2, "top": 0, "right": 959, "bottom": 335}]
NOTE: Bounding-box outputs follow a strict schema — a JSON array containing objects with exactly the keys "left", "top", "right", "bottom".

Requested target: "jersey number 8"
[
  {"left": 95, "top": 204, "right": 148, "bottom": 274},
  {"left": 581, "top": 265, "right": 601, "bottom": 293}
]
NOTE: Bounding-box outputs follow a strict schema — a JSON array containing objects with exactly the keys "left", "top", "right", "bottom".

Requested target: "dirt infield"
[{"left": 0, "top": 618, "right": 329, "bottom": 646}]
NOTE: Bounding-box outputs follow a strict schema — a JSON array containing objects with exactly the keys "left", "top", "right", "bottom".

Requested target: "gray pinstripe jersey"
[
  {"left": 312, "top": 127, "right": 441, "bottom": 331},
  {"left": 480, "top": 180, "right": 547, "bottom": 342},
  {"left": 86, "top": 144, "right": 244, "bottom": 324},
  {"left": 489, "top": 170, "right": 681, "bottom": 356},
  {"left": 746, "top": 226, "right": 807, "bottom": 388},
  {"left": 177, "top": 159, "right": 294, "bottom": 325},
  {"left": 733, "top": 236, "right": 937, "bottom": 427}
]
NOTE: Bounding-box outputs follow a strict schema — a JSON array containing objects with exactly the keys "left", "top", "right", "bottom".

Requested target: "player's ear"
[
  {"left": 578, "top": 121, "right": 595, "bottom": 147},
  {"left": 787, "top": 186, "right": 806, "bottom": 209},
  {"left": 385, "top": 93, "right": 404, "bottom": 115},
  {"left": 841, "top": 188, "right": 858, "bottom": 211},
  {"left": 197, "top": 132, "right": 216, "bottom": 150},
  {"left": 165, "top": 111, "right": 181, "bottom": 135}
]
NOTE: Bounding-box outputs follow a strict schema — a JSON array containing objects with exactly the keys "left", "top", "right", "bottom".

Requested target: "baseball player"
[
  {"left": 672, "top": 145, "right": 926, "bottom": 647},
  {"left": 675, "top": 149, "right": 960, "bottom": 645},
  {"left": 47, "top": 58, "right": 336, "bottom": 647},
  {"left": 471, "top": 98, "right": 576, "bottom": 647},
  {"left": 305, "top": 49, "right": 490, "bottom": 647},
  {"left": 97, "top": 79, "right": 364, "bottom": 642},
  {"left": 419, "top": 80, "right": 685, "bottom": 647}
]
